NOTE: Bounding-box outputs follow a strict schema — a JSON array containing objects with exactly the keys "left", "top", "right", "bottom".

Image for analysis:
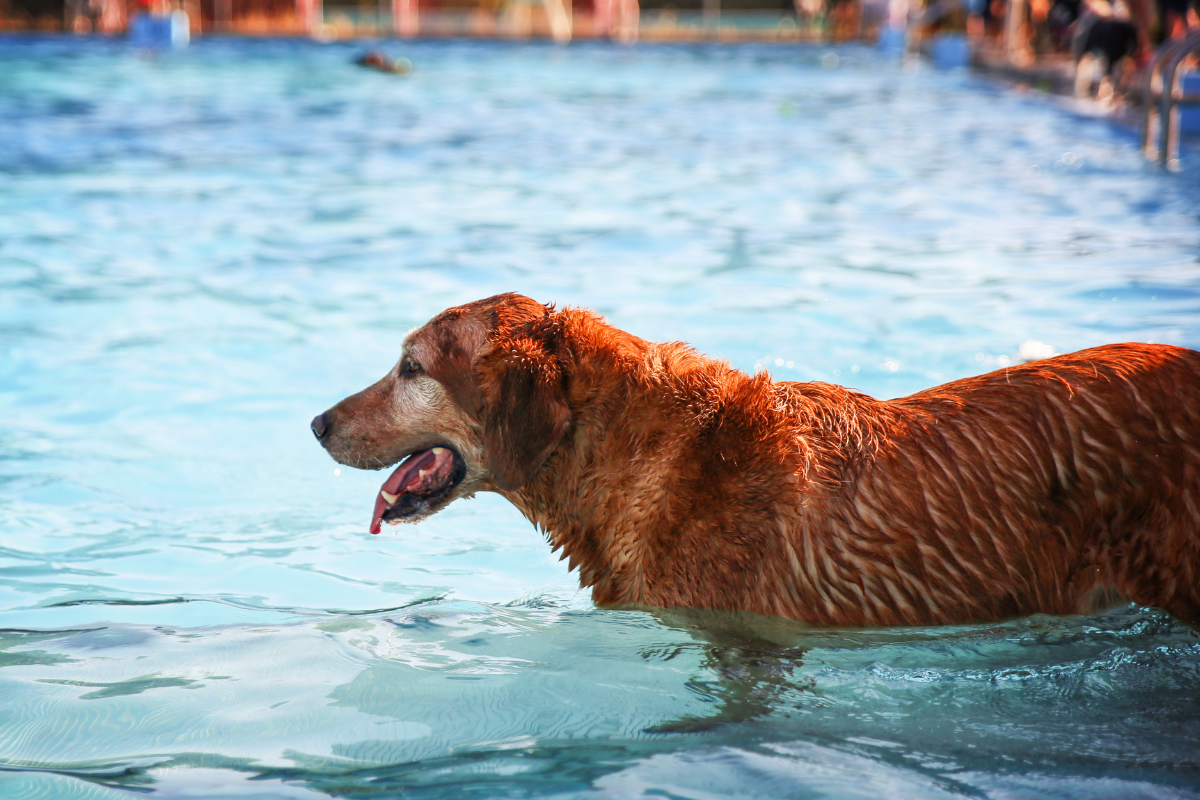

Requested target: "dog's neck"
[
  {"left": 501, "top": 313, "right": 882, "bottom": 609},
  {"left": 502, "top": 320, "right": 678, "bottom": 603}
]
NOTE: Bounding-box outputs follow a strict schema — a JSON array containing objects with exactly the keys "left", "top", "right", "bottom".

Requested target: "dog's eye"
[{"left": 401, "top": 359, "right": 422, "bottom": 377}]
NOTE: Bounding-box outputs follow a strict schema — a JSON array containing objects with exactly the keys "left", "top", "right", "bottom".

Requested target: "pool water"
[{"left": 2, "top": 34, "right": 1200, "bottom": 799}]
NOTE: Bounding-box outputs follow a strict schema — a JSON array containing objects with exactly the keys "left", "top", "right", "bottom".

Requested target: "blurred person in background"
[
  {"left": 1156, "top": 0, "right": 1197, "bottom": 40},
  {"left": 1047, "top": 0, "right": 1083, "bottom": 45},
  {"left": 1072, "top": 0, "right": 1144, "bottom": 99}
]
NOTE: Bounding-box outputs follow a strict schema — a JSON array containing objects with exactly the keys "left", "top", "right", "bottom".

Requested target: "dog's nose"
[{"left": 311, "top": 413, "right": 330, "bottom": 440}]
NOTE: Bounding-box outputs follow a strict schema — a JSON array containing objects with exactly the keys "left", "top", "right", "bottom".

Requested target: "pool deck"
[
  {"left": 971, "top": 45, "right": 1078, "bottom": 96},
  {"left": 968, "top": 42, "right": 1151, "bottom": 135}
]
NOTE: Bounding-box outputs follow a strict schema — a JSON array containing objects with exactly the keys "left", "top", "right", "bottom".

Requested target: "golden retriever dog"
[{"left": 312, "top": 293, "right": 1200, "bottom": 627}]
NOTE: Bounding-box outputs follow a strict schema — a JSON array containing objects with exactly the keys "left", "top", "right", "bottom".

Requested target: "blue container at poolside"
[
  {"left": 1180, "top": 73, "right": 1200, "bottom": 135},
  {"left": 932, "top": 33, "right": 971, "bottom": 68},
  {"left": 129, "top": 10, "right": 190, "bottom": 48},
  {"left": 878, "top": 23, "right": 907, "bottom": 55}
]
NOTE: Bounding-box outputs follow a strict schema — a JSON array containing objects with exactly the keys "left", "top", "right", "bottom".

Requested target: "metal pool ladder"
[{"left": 1142, "top": 30, "right": 1200, "bottom": 169}]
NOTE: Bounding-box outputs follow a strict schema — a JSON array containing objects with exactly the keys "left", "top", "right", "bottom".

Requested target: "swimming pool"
[{"left": 2, "top": 33, "right": 1199, "bottom": 799}]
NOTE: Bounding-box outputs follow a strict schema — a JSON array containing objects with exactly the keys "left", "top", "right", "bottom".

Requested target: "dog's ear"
[{"left": 478, "top": 331, "right": 571, "bottom": 492}]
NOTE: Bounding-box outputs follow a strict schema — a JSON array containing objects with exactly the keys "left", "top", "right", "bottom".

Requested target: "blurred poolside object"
[
  {"left": 877, "top": 19, "right": 907, "bottom": 50},
  {"left": 931, "top": 30, "right": 969, "bottom": 64},
  {"left": 0, "top": 0, "right": 865, "bottom": 39},
  {"left": 1141, "top": 28, "right": 1200, "bottom": 168},
  {"left": 128, "top": 7, "right": 190, "bottom": 44},
  {"left": 875, "top": 0, "right": 975, "bottom": 67},
  {"left": 1182, "top": 73, "right": 1200, "bottom": 133}
]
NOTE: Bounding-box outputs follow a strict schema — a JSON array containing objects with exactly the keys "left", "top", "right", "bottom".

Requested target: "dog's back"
[
  {"left": 796, "top": 344, "right": 1200, "bottom": 625},
  {"left": 567, "top": 336, "right": 1200, "bottom": 627}
]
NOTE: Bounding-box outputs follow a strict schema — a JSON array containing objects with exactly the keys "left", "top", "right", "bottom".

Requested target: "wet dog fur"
[{"left": 315, "top": 293, "right": 1200, "bottom": 627}]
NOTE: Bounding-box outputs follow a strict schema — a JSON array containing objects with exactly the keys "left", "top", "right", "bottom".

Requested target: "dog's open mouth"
[{"left": 370, "top": 446, "right": 465, "bottom": 534}]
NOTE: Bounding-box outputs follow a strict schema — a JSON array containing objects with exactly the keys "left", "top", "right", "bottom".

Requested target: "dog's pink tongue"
[
  {"left": 370, "top": 457, "right": 421, "bottom": 535},
  {"left": 370, "top": 494, "right": 388, "bottom": 535},
  {"left": 368, "top": 448, "right": 450, "bottom": 534}
]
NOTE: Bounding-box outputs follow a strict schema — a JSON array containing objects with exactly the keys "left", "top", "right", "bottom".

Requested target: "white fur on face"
[
  {"left": 391, "top": 332, "right": 459, "bottom": 430},
  {"left": 392, "top": 374, "right": 449, "bottom": 424},
  {"left": 384, "top": 367, "right": 488, "bottom": 489}
]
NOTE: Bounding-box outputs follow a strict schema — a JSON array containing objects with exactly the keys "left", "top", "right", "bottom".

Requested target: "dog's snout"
[{"left": 311, "top": 412, "right": 330, "bottom": 440}]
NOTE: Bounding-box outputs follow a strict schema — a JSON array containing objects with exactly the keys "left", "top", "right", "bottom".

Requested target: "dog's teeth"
[
  {"left": 381, "top": 490, "right": 399, "bottom": 504},
  {"left": 418, "top": 468, "right": 428, "bottom": 477},
  {"left": 432, "top": 447, "right": 445, "bottom": 455}
]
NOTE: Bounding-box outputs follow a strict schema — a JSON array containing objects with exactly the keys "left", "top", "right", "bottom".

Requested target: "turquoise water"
[{"left": 2, "top": 34, "right": 1200, "bottom": 799}]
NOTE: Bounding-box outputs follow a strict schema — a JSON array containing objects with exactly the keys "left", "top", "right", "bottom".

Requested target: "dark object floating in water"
[{"left": 354, "top": 52, "right": 412, "bottom": 75}]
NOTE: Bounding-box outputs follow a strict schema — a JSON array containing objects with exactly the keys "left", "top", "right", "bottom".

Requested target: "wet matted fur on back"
[{"left": 315, "top": 293, "right": 1200, "bottom": 627}]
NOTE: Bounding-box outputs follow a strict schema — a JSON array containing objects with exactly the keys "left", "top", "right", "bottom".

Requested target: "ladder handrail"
[
  {"left": 1142, "top": 37, "right": 1187, "bottom": 159},
  {"left": 1142, "top": 30, "right": 1200, "bottom": 166},
  {"left": 1158, "top": 31, "right": 1200, "bottom": 162}
]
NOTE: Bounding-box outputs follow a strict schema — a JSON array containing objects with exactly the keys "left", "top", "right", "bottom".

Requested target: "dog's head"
[{"left": 312, "top": 293, "right": 572, "bottom": 532}]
